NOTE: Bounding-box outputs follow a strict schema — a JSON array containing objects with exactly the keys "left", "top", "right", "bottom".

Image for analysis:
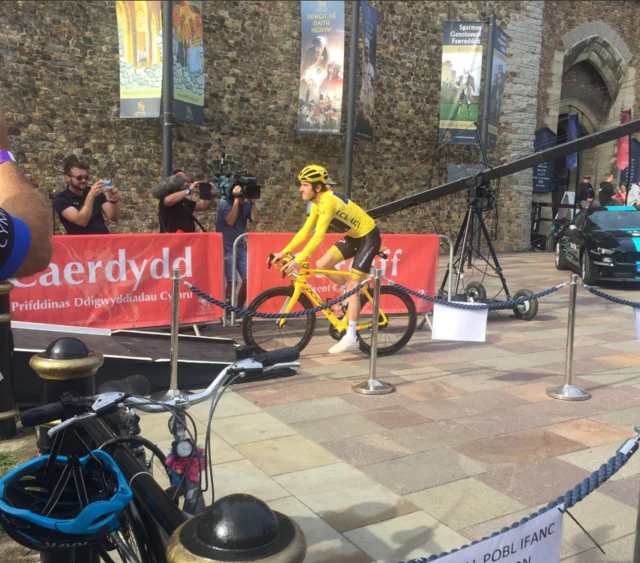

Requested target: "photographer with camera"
[
  {"left": 151, "top": 169, "right": 213, "bottom": 233},
  {"left": 216, "top": 181, "right": 259, "bottom": 312}
]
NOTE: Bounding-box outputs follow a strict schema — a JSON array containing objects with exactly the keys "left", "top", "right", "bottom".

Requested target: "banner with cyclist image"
[
  {"left": 173, "top": 0, "right": 205, "bottom": 124},
  {"left": 297, "top": 0, "right": 345, "bottom": 135},
  {"left": 116, "top": 0, "right": 163, "bottom": 118},
  {"left": 246, "top": 233, "right": 440, "bottom": 313},
  {"left": 355, "top": 1, "right": 377, "bottom": 141},
  {"left": 439, "top": 22, "right": 485, "bottom": 145}
]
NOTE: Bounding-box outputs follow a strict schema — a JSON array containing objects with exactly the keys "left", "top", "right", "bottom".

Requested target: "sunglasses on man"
[{"left": 68, "top": 174, "right": 89, "bottom": 181}]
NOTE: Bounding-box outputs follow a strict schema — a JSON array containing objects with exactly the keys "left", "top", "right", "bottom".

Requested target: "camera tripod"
[{"left": 438, "top": 182, "right": 539, "bottom": 320}]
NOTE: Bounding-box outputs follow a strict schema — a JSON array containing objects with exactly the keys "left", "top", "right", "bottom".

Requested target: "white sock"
[{"left": 346, "top": 321, "right": 357, "bottom": 340}]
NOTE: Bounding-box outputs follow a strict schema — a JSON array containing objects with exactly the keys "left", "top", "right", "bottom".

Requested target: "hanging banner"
[
  {"left": 566, "top": 112, "right": 578, "bottom": 170},
  {"left": 624, "top": 138, "right": 640, "bottom": 187},
  {"left": 355, "top": 1, "right": 377, "bottom": 141},
  {"left": 10, "top": 234, "right": 224, "bottom": 329},
  {"left": 439, "top": 22, "right": 485, "bottom": 145},
  {"left": 297, "top": 1, "right": 345, "bottom": 135},
  {"left": 116, "top": 1, "right": 163, "bottom": 118},
  {"left": 533, "top": 127, "right": 556, "bottom": 193},
  {"left": 487, "top": 28, "right": 507, "bottom": 148},
  {"left": 173, "top": 0, "right": 205, "bottom": 124},
  {"left": 617, "top": 109, "right": 632, "bottom": 171},
  {"left": 247, "top": 233, "right": 439, "bottom": 313}
]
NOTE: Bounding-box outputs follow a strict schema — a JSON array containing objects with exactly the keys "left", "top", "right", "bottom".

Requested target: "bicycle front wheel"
[
  {"left": 357, "top": 286, "right": 417, "bottom": 356},
  {"left": 242, "top": 286, "right": 316, "bottom": 353}
]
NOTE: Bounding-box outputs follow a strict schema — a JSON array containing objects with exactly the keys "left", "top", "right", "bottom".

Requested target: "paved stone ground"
[{"left": 4, "top": 251, "right": 640, "bottom": 562}]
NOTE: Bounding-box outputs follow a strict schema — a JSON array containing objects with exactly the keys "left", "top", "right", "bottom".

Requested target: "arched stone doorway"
[{"left": 537, "top": 21, "right": 634, "bottom": 229}]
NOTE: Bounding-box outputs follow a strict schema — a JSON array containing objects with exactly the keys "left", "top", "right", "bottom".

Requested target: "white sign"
[
  {"left": 435, "top": 506, "right": 563, "bottom": 563},
  {"left": 557, "top": 191, "right": 576, "bottom": 221},
  {"left": 634, "top": 308, "right": 640, "bottom": 341},
  {"left": 432, "top": 301, "right": 488, "bottom": 342}
]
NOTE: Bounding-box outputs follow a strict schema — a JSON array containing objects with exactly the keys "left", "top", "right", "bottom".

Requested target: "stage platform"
[{"left": 13, "top": 327, "right": 238, "bottom": 408}]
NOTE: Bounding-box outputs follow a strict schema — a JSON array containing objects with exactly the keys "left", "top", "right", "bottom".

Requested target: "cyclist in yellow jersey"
[{"left": 272, "top": 165, "right": 381, "bottom": 354}]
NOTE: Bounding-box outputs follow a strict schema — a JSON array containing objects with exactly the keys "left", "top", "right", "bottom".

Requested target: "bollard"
[
  {"left": 352, "top": 268, "right": 394, "bottom": 395},
  {"left": 0, "top": 282, "right": 18, "bottom": 439},
  {"left": 546, "top": 274, "right": 590, "bottom": 401},
  {"left": 230, "top": 232, "right": 249, "bottom": 326},
  {"left": 29, "top": 337, "right": 103, "bottom": 563},
  {"left": 167, "top": 493, "right": 306, "bottom": 563},
  {"left": 152, "top": 268, "right": 187, "bottom": 401},
  {"left": 30, "top": 337, "right": 103, "bottom": 455}
]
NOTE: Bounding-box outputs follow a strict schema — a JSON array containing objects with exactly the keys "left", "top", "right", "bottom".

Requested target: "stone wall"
[{"left": 2, "top": 1, "right": 636, "bottom": 252}]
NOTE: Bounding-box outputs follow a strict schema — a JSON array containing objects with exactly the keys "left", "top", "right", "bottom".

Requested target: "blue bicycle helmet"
[{"left": 0, "top": 450, "right": 132, "bottom": 551}]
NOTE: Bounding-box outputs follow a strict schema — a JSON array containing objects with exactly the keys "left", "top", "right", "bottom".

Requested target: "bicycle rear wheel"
[
  {"left": 106, "top": 500, "right": 167, "bottom": 563},
  {"left": 357, "top": 286, "right": 417, "bottom": 356},
  {"left": 242, "top": 286, "right": 316, "bottom": 353}
]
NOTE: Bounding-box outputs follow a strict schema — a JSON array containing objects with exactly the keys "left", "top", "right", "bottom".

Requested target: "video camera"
[{"left": 213, "top": 172, "right": 261, "bottom": 200}]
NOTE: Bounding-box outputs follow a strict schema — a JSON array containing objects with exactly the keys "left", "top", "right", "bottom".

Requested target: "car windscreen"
[{"left": 588, "top": 210, "right": 640, "bottom": 231}]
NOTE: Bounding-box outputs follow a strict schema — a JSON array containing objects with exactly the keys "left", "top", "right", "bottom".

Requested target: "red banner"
[
  {"left": 617, "top": 108, "right": 632, "bottom": 171},
  {"left": 11, "top": 233, "right": 223, "bottom": 329},
  {"left": 247, "top": 233, "right": 439, "bottom": 313}
]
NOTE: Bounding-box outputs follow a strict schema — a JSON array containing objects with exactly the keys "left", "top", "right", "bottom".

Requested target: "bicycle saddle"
[{"left": 97, "top": 374, "right": 151, "bottom": 397}]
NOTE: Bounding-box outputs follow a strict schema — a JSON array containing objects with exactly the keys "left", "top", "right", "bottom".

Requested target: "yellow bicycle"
[{"left": 241, "top": 254, "right": 417, "bottom": 356}]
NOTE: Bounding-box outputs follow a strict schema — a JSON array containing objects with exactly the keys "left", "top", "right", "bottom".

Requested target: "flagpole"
[
  {"left": 162, "top": 0, "right": 173, "bottom": 178},
  {"left": 344, "top": 0, "right": 360, "bottom": 199}
]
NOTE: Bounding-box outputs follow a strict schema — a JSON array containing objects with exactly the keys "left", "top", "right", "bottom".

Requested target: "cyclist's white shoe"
[{"left": 329, "top": 335, "right": 359, "bottom": 354}]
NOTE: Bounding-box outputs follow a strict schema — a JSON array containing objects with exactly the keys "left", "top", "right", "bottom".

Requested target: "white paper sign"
[
  {"left": 634, "top": 308, "right": 640, "bottom": 341},
  {"left": 432, "top": 302, "right": 488, "bottom": 342},
  {"left": 435, "top": 506, "right": 563, "bottom": 563}
]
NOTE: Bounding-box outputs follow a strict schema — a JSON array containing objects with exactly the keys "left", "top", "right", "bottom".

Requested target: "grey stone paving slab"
[
  {"left": 476, "top": 458, "right": 591, "bottom": 507},
  {"left": 404, "top": 390, "right": 528, "bottom": 421},
  {"left": 594, "top": 405, "right": 640, "bottom": 430},
  {"left": 359, "top": 405, "right": 432, "bottom": 429},
  {"left": 264, "top": 396, "right": 361, "bottom": 424},
  {"left": 323, "top": 433, "right": 414, "bottom": 467},
  {"left": 382, "top": 420, "right": 488, "bottom": 453},
  {"left": 291, "top": 413, "right": 387, "bottom": 444},
  {"left": 362, "top": 448, "right": 489, "bottom": 494},
  {"left": 598, "top": 473, "right": 640, "bottom": 508}
]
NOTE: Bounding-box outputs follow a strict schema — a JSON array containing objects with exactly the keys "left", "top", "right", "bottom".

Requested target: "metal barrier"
[
  {"left": 229, "top": 232, "right": 249, "bottom": 327},
  {"left": 352, "top": 268, "right": 394, "bottom": 395},
  {"left": 546, "top": 274, "right": 590, "bottom": 401}
]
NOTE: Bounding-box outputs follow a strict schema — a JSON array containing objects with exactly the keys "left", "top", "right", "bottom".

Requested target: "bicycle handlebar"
[{"left": 21, "top": 350, "right": 301, "bottom": 437}]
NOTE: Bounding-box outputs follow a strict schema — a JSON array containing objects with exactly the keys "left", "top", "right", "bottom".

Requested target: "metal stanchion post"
[
  {"left": 230, "top": 233, "right": 248, "bottom": 326},
  {"left": 352, "top": 269, "right": 394, "bottom": 395},
  {"left": 152, "top": 268, "right": 186, "bottom": 401},
  {"left": 547, "top": 274, "right": 590, "bottom": 400},
  {"left": 0, "top": 282, "right": 18, "bottom": 439}
]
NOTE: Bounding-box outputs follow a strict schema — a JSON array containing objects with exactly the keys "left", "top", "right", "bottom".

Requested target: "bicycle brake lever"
[
  {"left": 267, "top": 254, "right": 274, "bottom": 269},
  {"left": 48, "top": 412, "right": 97, "bottom": 438}
]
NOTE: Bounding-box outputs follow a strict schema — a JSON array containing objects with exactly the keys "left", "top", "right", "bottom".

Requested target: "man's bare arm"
[{"left": 0, "top": 105, "right": 52, "bottom": 277}]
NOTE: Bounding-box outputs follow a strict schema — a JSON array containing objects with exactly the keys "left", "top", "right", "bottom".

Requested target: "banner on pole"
[
  {"left": 487, "top": 27, "right": 507, "bottom": 148},
  {"left": 617, "top": 109, "right": 632, "bottom": 171},
  {"left": 624, "top": 138, "right": 640, "bottom": 187},
  {"left": 355, "top": 0, "right": 377, "bottom": 141},
  {"left": 533, "top": 127, "right": 557, "bottom": 193},
  {"left": 10, "top": 233, "right": 224, "bottom": 329},
  {"left": 297, "top": 1, "right": 345, "bottom": 135},
  {"left": 566, "top": 112, "right": 578, "bottom": 170},
  {"left": 116, "top": 0, "right": 163, "bottom": 118},
  {"left": 439, "top": 22, "right": 485, "bottom": 145},
  {"left": 173, "top": 0, "right": 205, "bottom": 124}
]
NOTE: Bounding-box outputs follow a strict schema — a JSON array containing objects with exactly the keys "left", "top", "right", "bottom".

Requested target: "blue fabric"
[
  {"left": 566, "top": 113, "right": 578, "bottom": 170},
  {"left": 224, "top": 246, "right": 247, "bottom": 282},
  {"left": 216, "top": 198, "right": 253, "bottom": 254},
  {"left": 0, "top": 214, "right": 31, "bottom": 280}
]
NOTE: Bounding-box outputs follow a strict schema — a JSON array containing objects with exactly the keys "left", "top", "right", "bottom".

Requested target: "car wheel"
[
  {"left": 555, "top": 241, "right": 569, "bottom": 270},
  {"left": 581, "top": 251, "right": 597, "bottom": 286}
]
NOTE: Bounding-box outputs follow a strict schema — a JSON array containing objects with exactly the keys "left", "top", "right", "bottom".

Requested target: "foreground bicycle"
[
  {"left": 242, "top": 253, "right": 417, "bottom": 356},
  {"left": 2, "top": 347, "right": 301, "bottom": 562}
]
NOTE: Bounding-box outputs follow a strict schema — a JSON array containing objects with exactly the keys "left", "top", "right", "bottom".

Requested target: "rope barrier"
[
  {"left": 400, "top": 436, "right": 640, "bottom": 563},
  {"left": 583, "top": 283, "right": 640, "bottom": 308},
  {"left": 182, "top": 278, "right": 369, "bottom": 319},
  {"left": 384, "top": 278, "right": 568, "bottom": 310}
]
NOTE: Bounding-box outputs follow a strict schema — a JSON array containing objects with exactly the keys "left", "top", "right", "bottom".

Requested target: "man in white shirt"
[{"left": 627, "top": 182, "right": 640, "bottom": 208}]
